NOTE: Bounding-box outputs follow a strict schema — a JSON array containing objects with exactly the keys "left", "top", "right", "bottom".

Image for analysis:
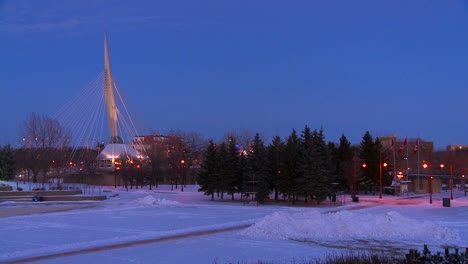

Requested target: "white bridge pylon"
[{"left": 96, "top": 32, "right": 148, "bottom": 171}]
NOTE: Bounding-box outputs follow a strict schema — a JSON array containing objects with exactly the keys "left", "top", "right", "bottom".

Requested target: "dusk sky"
[{"left": 1, "top": 1, "right": 468, "bottom": 150}]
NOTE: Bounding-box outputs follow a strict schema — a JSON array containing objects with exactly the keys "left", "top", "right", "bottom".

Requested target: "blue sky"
[{"left": 1, "top": 0, "right": 468, "bottom": 149}]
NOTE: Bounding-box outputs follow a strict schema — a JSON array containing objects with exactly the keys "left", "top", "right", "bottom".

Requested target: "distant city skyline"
[{"left": 1, "top": 1, "right": 468, "bottom": 150}]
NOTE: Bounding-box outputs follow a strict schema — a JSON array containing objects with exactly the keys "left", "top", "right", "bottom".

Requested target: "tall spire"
[{"left": 104, "top": 32, "right": 123, "bottom": 144}]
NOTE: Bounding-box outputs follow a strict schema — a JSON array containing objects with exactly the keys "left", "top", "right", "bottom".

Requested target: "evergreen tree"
[
  {"left": 226, "top": 137, "right": 241, "bottom": 200},
  {"left": 335, "top": 134, "right": 354, "bottom": 192},
  {"left": 244, "top": 133, "right": 270, "bottom": 203},
  {"left": 0, "top": 144, "right": 15, "bottom": 181},
  {"left": 298, "top": 126, "right": 314, "bottom": 202},
  {"left": 360, "top": 131, "right": 380, "bottom": 193},
  {"left": 328, "top": 142, "right": 339, "bottom": 192},
  {"left": 267, "top": 135, "right": 285, "bottom": 201},
  {"left": 310, "top": 128, "right": 334, "bottom": 204},
  {"left": 216, "top": 142, "right": 229, "bottom": 200},
  {"left": 279, "top": 129, "right": 300, "bottom": 204},
  {"left": 238, "top": 151, "right": 248, "bottom": 201},
  {"left": 198, "top": 140, "right": 218, "bottom": 200}
]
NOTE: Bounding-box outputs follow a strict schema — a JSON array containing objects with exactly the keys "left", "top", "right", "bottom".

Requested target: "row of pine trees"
[
  {"left": 0, "top": 144, "right": 15, "bottom": 181},
  {"left": 197, "top": 126, "right": 388, "bottom": 204}
]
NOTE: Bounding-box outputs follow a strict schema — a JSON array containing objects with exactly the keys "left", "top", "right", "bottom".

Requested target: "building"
[
  {"left": 446, "top": 144, "right": 468, "bottom": 152},
  {"left": 132, "top": 135, "right": 170, "bottom": 153},
  {"left": 380, "top": 135, "right": 468, "bottom": 194}
]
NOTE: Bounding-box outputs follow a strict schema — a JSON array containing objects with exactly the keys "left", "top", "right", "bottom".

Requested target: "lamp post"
[
  {"left": 450, "top": 163, "right": 453, "bottom": 200},
  {"left": 462, "top": 174, "right": 466, "bottom": 196},
  {"left": 352, "top": 151, "right": 366, "bottom": 199},
  {"left": 441, "top": 162, "right": 454, "bottom": 200},
  {"left": 379, "top": 155, "right": 388, "bottom": 199},
  {"left": 440, "top": 162, "right": 445, "bottom": 194},
  {"left": 440, "top": 162, "right": 454, "bottom": 200},
  {"left": 423, "top": 162, "right": 432, "bottom": 204},
  {"left": 180, "top": 159, "right": 185, "bottom": 192},
  {"left": 115, "top": 166, "right": 120, "bottom": 188},
  {"left": 136, "top": 164, "right": 141, "bottom": 189},
  {"left": 430, "top": 176, "right": 433, "bottom": 204},
  {"left": 114, "top": 167, "right": 117, "bottom": 188}
]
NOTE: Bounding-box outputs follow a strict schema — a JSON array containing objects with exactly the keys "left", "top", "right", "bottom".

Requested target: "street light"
[
  {"left": 440, "top": 162, "right": 454, "bottom": 200},
  {"left": 136, "top": 164, "right": 141, "bottom": 189},
  {"left": 440, "top": 162, "right": 446, "bottom": 194},
  {"left": 379, "top": 156, "right": 388, "bottom": 199},
  {"left": 180, "top": 159, "right": 185, "bottom": 192},
  {"left": 430, "top": 176, "right": 433, "bottom": 204},
  {"left": 352, "top": 151, "right": 366, "bottom": 199},
  {"left": 423, "top": 162, "right": 432, "bottom": 204},
  {"left": 462, "top": 175, "right": 466, "bottom": 196},
  {"left": 450, "top": 163, "right": 453, "bottom": 200}
]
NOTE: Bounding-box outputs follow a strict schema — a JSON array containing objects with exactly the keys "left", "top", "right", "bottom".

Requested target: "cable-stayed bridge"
[{"left": 53, "top": 33, "right": 150, "bottom": 186}]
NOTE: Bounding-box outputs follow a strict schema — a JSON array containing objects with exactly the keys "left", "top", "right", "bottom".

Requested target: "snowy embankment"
[
  {"left": 0, "top": 195, "right": 259, "bottom": 263},
  {"left": 241, "top": 210, "right": 460, "bottom": 246}
]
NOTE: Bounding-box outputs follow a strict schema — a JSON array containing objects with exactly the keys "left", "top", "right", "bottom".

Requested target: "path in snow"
[
  {"left": 0, "top": 204, "right": 97, "bottom": 218},
  {"left": 6, "top": 224, "right": 251, "bottom": 264}
]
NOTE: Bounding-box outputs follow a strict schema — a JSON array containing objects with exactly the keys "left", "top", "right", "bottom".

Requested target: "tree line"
[
  {"left": 6, "top": 112, "right": 394, "bottom": 195},
  {"left": 198, "top": 127, "right": 391, "bottom": 204}
]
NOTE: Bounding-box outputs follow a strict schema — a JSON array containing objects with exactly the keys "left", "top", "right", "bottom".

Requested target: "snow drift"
[{"left": 241, "top": 210, "right": 460, "bottom": 244}]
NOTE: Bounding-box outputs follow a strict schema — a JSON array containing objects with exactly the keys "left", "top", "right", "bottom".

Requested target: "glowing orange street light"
[
  {"left": 352, "top": 151, "right": 366, "bottom": 198},
  {"left": 379, "top": 161, "right": 388, "bottom": 199},
  {"left": 180, "top": 159, "right": 185, "bottom": 192},
  {"left": 423, "top": 162, "right": 432, "bottom": 204},
  {"left": 439, "top": 162, "right": 453, "bottom": 200},
  {"left": 397, "top": 171, "right": 404, "bottom": 179}
]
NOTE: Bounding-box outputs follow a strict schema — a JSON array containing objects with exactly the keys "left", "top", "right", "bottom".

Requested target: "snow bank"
[
  {"left": 0, "top": 219, "right": 256, "bottom": 262},
  {"left": 241, "top": 210, "right": 460, "bottom": 244},
  {"left": 135, "top": 195, "right": 181, "bottom": 206}
]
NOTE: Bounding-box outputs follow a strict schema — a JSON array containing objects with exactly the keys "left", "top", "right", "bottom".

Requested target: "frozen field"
[{"left": 1, "top": 182, "right": 468, "bottom": 264}]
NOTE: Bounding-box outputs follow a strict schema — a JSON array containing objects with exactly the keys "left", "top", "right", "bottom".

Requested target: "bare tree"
[
  {"left": 168, "top": 129, "right": 208, "bottom": 185},
  {"left": 19, "top": 112, "right": 70, "bottom": 183},
  {"left": 223, "top": 129, "right": 253, "bottom": 151}
]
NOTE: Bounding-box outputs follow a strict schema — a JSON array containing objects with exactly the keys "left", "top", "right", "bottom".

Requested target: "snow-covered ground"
[{"left": 1, "top": 181, "right": 468, "bottom": 264}]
